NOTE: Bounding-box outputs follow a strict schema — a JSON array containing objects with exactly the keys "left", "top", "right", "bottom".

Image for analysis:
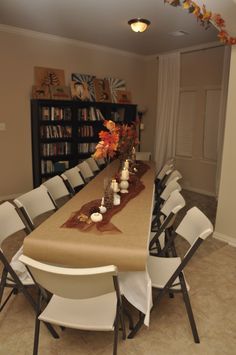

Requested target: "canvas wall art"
[
  {"left": 50, "top": 86, "right": 71, "bottom": 100},
  {"left": 105, "top": 77, "right": 126, "bottom": 103},
  {"left": 32, "top": 85, "right": 51, "bottom": 99},
  {"left": 71, "top": 73, "right": 96, "bottom": 101},
  {"left": 116, "top": 90, "right": 132, "bottom": 104},
  {"left": 94, "top": 78, "right": 111, "bottom": 102},
  {"left": 34, "top": 67, "right": 65, "bottom": 87}
]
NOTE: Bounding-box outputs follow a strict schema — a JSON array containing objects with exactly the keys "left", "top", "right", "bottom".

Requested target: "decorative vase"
[{"left": 120, "top": 179, "right": 129, "bottom": 193}]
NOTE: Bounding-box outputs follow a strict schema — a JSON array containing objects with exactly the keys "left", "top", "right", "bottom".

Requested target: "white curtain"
[
  {"left": 154, "top": 52, "right": 180, "bottom": 172},
  {"left": 216, "top": 46, "right": 231, "bottom": 196}
]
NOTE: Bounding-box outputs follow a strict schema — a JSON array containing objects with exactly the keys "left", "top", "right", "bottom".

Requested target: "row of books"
[
  {"left": 77, "top": 108, "right": 105, "bottom": 121},
  {"left": 41, "top": 160, "right": 69, "bottom": 174},
  {"left": 40, "top": 125, "right": 72, "bottom": 139},
  {"left": 78, "top": 125, "right": 94, "bottom": 137},
  {"left": 110, "top": 110, "right": 125, "bottom": 122},
  {"left": 41, "top": 107, "right": 72, "bottom": 121},
  {"left": 41, "top": 142, "right": 71, "bottom": 156},
  {"left": 78, "top": 143, "right": 97, "bottom": 154}
]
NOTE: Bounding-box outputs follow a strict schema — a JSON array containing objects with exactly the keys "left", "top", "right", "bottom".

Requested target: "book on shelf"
[
  {"left": 77, "top": 107, "right": 105, "bottom": 121},
  {"left": 77, "top": 125, "right": 94, "bottom": 137},
  {"left": 41, "top": 107, "right": 72, "bottom": 121},
  {"left": 78, "top": 142, "right": 97, "bottom": 154},
  {"left": 41, "top": 142, "right": 71, "bottom": 156},
  {"left": 40, "top": 125, "right": 72, "bottom": 139}
]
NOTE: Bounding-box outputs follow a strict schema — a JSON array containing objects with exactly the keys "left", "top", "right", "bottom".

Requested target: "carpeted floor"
[{"left": 0, "top": 191, "right": 236, "bottom": 355}]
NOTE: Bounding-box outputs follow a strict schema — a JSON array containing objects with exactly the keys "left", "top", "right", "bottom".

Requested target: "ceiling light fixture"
[{"left": 128, "top": 18, "right": 151, "bottom": 33}]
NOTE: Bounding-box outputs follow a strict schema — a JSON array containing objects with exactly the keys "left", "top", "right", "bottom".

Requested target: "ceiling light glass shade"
[{"left": 128, "top": 18, "right": 151, "bottom": 33}]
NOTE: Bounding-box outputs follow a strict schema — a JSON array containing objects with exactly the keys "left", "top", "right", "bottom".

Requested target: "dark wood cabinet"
[{"left": 31, "top": 99, "right": 137, "bottom": 187}]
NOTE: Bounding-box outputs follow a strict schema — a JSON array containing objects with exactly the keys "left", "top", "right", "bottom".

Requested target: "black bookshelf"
[{"left": 31, "top": 99, "right": 137, "bottom": 187}]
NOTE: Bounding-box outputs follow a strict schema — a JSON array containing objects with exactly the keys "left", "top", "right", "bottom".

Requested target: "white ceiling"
[{"left": 0, "top": 0, "right": 230, "bottom": 55}]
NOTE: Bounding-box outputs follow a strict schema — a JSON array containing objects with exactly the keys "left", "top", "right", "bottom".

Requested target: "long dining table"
[{"left": 23, "top": 159, "right": 156, "bottom": 333}]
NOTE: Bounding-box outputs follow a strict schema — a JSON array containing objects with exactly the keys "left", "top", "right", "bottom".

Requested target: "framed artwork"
[
  {"left": 116, "top": 90, "right": 132, "bottom": 104},
  {"left": 34, "top": 67, "right": 65, "bottom": 87},
  {"left": 105, "top": 77, "right": 126, "bottom": 103},
  {"left": 32, "top": 85, "right": 51, "bottom": 99},
  {"left": 93, "top": 78, "right": 111, "bottom": 102},
  {"left": 50, "top": 86, "right": 71, "bottom": 100},
  {"left": 71, "top": 73, "right": 96, "bottom": 101}
]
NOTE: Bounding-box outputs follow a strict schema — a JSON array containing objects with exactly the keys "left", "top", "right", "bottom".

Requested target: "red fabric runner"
[{"left": 61, "top": 161, "right": 150, "bottom": 233}]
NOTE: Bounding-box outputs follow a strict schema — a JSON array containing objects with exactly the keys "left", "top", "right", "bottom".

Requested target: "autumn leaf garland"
[{"left": 164, "top": 0, "right": 236, "bottom": 45}]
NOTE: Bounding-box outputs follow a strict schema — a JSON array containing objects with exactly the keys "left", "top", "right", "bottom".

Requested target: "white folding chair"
[
  {"left": 0, "top": 202, "right": 34, "bottom": 311},
  {"left": 61, "top": 167, "right": 85, "bottom": 194},
  {"left": 42, "top": 175, "right": 72, "bottom": 207},
  {"left": 86, "top": 157, "right": 100, "bottom": 173},
  {"left": 135, "top": 152, "right": 151, "bottom": 161},
  {"left": 77, "top": 161, "right": 94, "bottom": 182},
  {"left": 19, "top": 255, "right": 126, "bottom": 355},
  {"left": 154, "top": 162, "right": 174, "bottom": 202},
  {"left": 150, "top": 190, "right": 185, "bottom": 255},
  {"left": 95, "top": 157, "right": 106, "bottom": 168},
  {"left": 165, "top": 169, "right": 182, "bottom": 187},
  {"left": 13, "top": 185, "right": 57, "bottom": 231},
  {"left": 148, "top": 207, "right": 213, "bottom": 343}
]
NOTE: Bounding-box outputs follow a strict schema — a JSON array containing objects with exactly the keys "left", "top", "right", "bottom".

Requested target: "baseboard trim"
[
  {"left": 182, "top": 185, "right": 216, "bottom": 197},
  {"left": 0, "top": 192, "right": 23, "bottom": 202},
  {"left": 213, "top": 232, "right": 236, "bottom": 247}
]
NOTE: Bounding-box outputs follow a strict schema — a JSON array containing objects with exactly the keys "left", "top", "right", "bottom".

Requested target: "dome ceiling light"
[{"left": 128, "top": 18, "right": 151, "bottom": 33}]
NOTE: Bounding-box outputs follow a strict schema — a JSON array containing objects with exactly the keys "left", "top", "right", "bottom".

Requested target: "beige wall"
[
  {"left": 0, "top": 28, "right": 153, "bottom": 199},
  {"left": 140, "top": 57, "right": 158, "bottom": 156},
  {"left": 214, "top": 45, "right": 236, "bottom": 245},
  {"left": 175, "top": 46, "right": 225, "bottom": 195}
]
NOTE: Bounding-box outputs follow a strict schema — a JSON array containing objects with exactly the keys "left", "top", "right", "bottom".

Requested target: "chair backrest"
[
  {"left": 86, "top": 157, "right": 100, "bottom": 173},
  {"left": 42, "top": 175, "right": 71, "bottom": 202},
  {"left": 61, "top": 167, "right": 85, "bottom": 190},
  {"left": 13, "top": 185, "right": 56, "bottom": 229},
  {"left": 95, "top": 157, "right": 106, "bottom": 167},
  {"left": 156, "top": 163, "right": 174, "bottom": 181},
  {"left": 165, "top": 169, "right": 182, "bottom": 186},
  {"left": 160, "top": 180, "right": 182, "bottom": 201},
  {"left": 20, "top": 254, "right": 117, "bottom": 299},
  {"left": 0, "top": 202, "right": 26, "bottom": 246},
  {"left": 175, "top": 207, "right": 213, "bottom": 246},
  {"left": 77, "top": 161, "right": 94, "bottom": 181},
  {"left": 161, "top": 190, "right": 186, "bottom": 217},
  {"left": 136, "top": 151, "right": 151, "bottom": 161}
]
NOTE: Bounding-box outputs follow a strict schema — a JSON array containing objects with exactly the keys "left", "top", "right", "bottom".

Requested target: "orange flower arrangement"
[
  {"left": 164, "top": 0, "right": 236, "bottom": 45},
  {"left": 92, "top": 120, "right": 119, "bottom": 159},
  {"left": 92, "top": 120, "right": 138, "bottom": 160}
]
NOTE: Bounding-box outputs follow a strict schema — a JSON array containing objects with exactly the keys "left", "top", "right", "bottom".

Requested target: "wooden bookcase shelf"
[{"left": 31, "top": 99, "right": 137, "bottom": 187}]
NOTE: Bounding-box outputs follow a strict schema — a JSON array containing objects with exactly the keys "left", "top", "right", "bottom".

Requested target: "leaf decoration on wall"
[
  {"left": 71, "top": 73, "right": 96, "bottom": 101},
  {"left": 164, "top": 0, "right": 236, "bottom": 45},
  {"left": 105, "top": 77, "right": 126, "bottom": 103}
]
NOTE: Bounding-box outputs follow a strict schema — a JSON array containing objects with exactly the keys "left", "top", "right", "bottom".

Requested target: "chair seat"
[
  {"left": 39, "top": 292, "right": 117, "bottom": 331},
  {"left": 147, "top": 255, "right": 190, "bottom": 291}
]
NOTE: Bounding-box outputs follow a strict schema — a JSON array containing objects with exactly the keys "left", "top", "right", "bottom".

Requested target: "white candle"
[
  {"left": 124, "top": 160, "right": 129, "bottom": 169},
  {"left": 121, "top": 169, "right": 129, "bottom": 180}
]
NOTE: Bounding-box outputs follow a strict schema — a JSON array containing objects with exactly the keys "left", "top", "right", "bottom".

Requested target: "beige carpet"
[{"left": 0, "top": 191, "right": 236, "bottom": 354}]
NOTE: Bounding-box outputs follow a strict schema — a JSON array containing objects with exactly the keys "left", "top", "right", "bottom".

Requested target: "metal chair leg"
[
  {"left": 180, "top": 274, "right": 200, "bottom": 343},
  {"left": 113, "top": 317, "right": 119, "bottom": 355},
  {"left": 128, "top": 311, "right": 145, "bottom": 339},
  {"left": 33, "top": 318, "right": 41, "bottom": 355}
]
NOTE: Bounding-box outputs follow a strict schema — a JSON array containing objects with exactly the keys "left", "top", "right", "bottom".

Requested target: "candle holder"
[{"left": 120, "top": 178, "right": 129, "bottom": 194}]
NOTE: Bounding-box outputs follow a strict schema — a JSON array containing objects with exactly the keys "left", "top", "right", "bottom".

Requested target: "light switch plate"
[{"left": 0, "top": 123, "right": 6, "bottom": 131}]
